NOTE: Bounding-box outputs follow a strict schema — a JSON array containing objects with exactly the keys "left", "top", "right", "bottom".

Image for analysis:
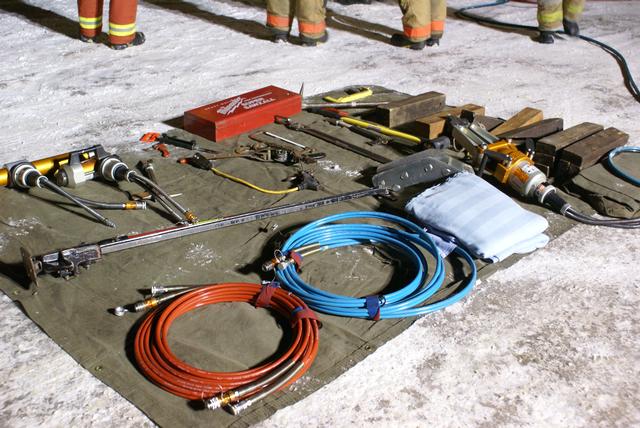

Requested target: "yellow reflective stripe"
[
  {"left": 109, "top": 22, "right": 136, "bottom": 37},
  {"left": 79, "top": 16, "right": 102, "bottom": 29},
  {"left": 538, "top": 9, "right": 563, "bottom": 24},
  {"left": 565, "top": 3, "right": 583, "bottom": 15}
]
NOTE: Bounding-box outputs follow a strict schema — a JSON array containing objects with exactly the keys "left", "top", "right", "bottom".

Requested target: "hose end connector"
[
  {"left": 262, "top": 250, "right": 288, "bottom": 272},
  {"left": 124, "top": 201, "right": 147, "bottom": 210},
  {"left": 535, "top": 184, "right": 570, "bottom": 214},
  {"left": 184, "top": 210, "right": 198, "bottom": 224},
  {"left": 133, "top": 297, "right": 159, "bottom": 313},
  {"left": 226, "top": 398, "right": 253, "bottom": 415},
  {"left": 205, "top": 390, "right": 238, "bottom": 411}
]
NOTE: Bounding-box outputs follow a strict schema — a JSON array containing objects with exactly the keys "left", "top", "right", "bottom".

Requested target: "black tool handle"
[{"left": 160, "top": 134, "right": 197, "bottom": 151}]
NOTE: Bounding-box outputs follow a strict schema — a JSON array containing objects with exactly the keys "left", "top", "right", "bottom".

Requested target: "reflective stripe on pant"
[
  {"left": 399, "top": 0, "right": 447, "bottom": 42},
  {"left": 266, "top": 0, "right": 326, "bottom": 39},
  {"left": 537, "top": 0, "right": 584, "bottom": 31},
  {"left": 430, "top": 0, "right": 446, "bottom": 38},
  {"left": 109, "top": 0, "right": 138, "bottom": 45},
  {"left": 78, "top": 0, "right": 137, "bottom": 44},
  {"left": 78, "top": 0, "right": 104, "bottom": 38}
]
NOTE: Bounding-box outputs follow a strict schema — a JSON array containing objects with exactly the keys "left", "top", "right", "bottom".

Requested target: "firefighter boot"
[
  {"left": 80, "top": 34, "right": 98, "bottom": 43},
  {"left": 563, "top": 18, "right": 579, "bottom": 36},
  {"left": 301, "top": 31, "right": 329, "bottom": 47},
  {"left": 390, "top": 33, "right": 426, "bottom": 50},
  {"left": 537, "top": 31, "right": 554, "bottom": 44},
  {"left": 425, "top": 36, "right": 441, "bottom": 47},
  {"left": 110, "top": 32, "right": 146, "bottom": 50}
]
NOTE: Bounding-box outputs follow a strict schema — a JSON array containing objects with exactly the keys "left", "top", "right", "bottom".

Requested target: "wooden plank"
[
  {"left": 554, "top": 159, "right": 580, "bottom": 183},
  {"left": 407, "top": 104, "right": 486, "bottom": 139},
  {"left": 536, "top": 122, "right": 604, "bottom": 156},
  {"left": 559, "top": 127, "right": 629, "bottom": 168},
  {"left": 497, "top": 118, "right": 563, "bottom": 140},
  {"left": 372, "top": 91, "right": 446, "bottom": 127},
  {"left": 490, "top": 107, "right": 543, "bottom": 136},
  {"left": 533, "top": 152, "right": 554, "bottom": 166},
  {"left": 535, "top": 163, "right": 551, "bottom": 177}
]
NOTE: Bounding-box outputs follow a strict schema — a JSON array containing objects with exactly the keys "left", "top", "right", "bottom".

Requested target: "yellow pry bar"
[
  {"left": 324, "top": 87, "right": 373, "bottom": 103},
  {"left": 340, "top": 116, "right": 423, "bottom": 144}
]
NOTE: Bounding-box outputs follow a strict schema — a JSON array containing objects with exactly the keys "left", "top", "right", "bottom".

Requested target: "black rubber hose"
[{"left": 455, "top": 0, "right": 640, "bottom": 102}]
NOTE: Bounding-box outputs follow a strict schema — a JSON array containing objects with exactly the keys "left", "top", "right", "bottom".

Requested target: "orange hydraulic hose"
[{"left": 133, "top": 283, "right": 320, "bottom": 408}]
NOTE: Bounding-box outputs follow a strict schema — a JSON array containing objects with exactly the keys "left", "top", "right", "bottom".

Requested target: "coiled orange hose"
[{"left": 133, "top": 283, "right": 320, "bottom": 410}]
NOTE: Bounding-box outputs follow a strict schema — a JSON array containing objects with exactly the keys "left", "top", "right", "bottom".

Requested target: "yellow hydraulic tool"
[
  {"left": 450, "top": 118, "right": 546, "bottom": 198},
  {"left": 1, "top": 146, "right": 102, "bottom": 187}
]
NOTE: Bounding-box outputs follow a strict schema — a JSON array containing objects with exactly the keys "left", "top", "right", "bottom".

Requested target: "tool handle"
[
  {"left": 307, "top": 108, "right": 344, "bottom": 119},
  {"left": 160, "top": 134, "right": 197, "bottom": 151}
]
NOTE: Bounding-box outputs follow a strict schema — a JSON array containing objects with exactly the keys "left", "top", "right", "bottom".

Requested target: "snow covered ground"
[{"left": 1, "top": 0, "right": 639, "bottom": 426}]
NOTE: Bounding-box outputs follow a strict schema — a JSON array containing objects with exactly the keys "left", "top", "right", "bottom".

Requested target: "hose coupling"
[
  {"left": 133, "top": 297, "right": 160, "bottom": 313},
  {"left": 184, "top": 210, "right": 198, "bottom": 223},
  {"left": 124, "top": 201, "right": 147, "bottom": 210},
  {"left": 205, "top": 390, "right": 239, "bottom": 411},
  {"left": 149, "top": 285, "right": 190, "bottom": 296},
  {"left": 261, "top": 250, "right": 288, "bottom": 272},
  {"left": 226, "top": 398, "right": 254, "bottom": 415}
]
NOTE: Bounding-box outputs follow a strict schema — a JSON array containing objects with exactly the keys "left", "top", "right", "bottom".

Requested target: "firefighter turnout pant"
[
  {"left": 398, "top": 0, "right": 446, "bottom": 42},
  {"left": 78, "top": 0, "right": 138, "bottom": 45},
  {"left": 266, "top": 0, "right": 326, "bottom": 40},
  {"left": 537, "top": 0, "right": 585, "bottom": 31}
]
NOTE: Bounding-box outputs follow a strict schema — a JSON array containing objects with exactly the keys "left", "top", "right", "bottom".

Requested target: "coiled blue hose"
[
  {"left": 274, "top": 211, "right": 476, "bottom": 319},
  {"left": 608, "top": 146, "right": 640, "bottom": 186}
]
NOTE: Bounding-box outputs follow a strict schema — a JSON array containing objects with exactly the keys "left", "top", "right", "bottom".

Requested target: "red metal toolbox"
[{"left": 183, "top": 86, "right": 302, "bottom": 142}]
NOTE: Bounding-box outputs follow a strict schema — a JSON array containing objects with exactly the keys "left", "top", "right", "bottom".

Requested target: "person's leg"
[
  {"left": 297, "top": 0, "right": 327, "bottom": 46},
  {"left": 391, "top": 0, "right": 430, "bottom": 50},
  {"left": 427, "top": 0, "right": 445, "bottom": 46},
  {"left": 562, "top": 0, "right": 584, "bottom": 36},
  {"left": 109, "top": 0, "right": 144, "bottom": 49},
  {"left": 267, "top": 0, "right": 293, "bottom": 42},
  {"left": 78, "top": 0, "right": 104, "bottom": 42},
  {"left": 537, "top": 0, "right": 563, "bottom": 43}
]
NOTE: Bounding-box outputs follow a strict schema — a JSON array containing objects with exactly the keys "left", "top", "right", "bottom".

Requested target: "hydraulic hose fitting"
[
  {"left": 226, "top": 399, "right": 254, "bottom": 416},
  {"left": 149, "top": 285, "right": 190, "bottom": 296},
  {"left": 98, "top": 155, "right": 129, "bottom": 183},
  {"left": 261, "top": 250, "right": 287, "bottom": 272},
  {"left": 184, "top": 210, "right": 198, "bottom": 224},
  {"left": 205, "top": 390, "right": 238, "bottom": 411},
  {"left": 10, "top": 163, "right": 41, "bottom": 189},
  {"left": 534, "top": 184, "right": 570, "bottom": 214},
  {"left": 124, "top": 201, "right": 147, "bottom": 210},
  {"left": 133, "top": 297, "right": 160, "bottom": 313}
]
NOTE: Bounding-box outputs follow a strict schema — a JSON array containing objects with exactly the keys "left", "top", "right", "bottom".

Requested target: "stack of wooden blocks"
[{"left": 369, "top": 91, "right": 629, "bottom": 183}]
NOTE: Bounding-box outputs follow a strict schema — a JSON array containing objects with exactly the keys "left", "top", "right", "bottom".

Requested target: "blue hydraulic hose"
[
  {"left": 608, "top": 146, "right": 640, "bottom": 186},
  {"left": 274, "top": 211, "right": 477, "bottom": 319}
]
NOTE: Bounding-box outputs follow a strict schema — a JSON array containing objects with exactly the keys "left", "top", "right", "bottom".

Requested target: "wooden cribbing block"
[
  {"left": 559, "top": 127, "right": 628, "bottom": 168},
  {"left": 533, "top": 152, "right": 554, "bottom": 166},
  {"left": 490, "top": 107, "right": 543, "bottom": 136},
  {"left": 555, "top": 160, "right": 580, "bottom": 182},
  {"left": 555, "top": 127, "right": 629, "bottom": 182},
  {"left": 533, "top": 152, "right": 555, "bottom": 177},
  {"left": 497, "top": 118, "right": 563, "bottom": 140},
  {"left": 373, "top": 91, "right": 445, "bottom": 127},
  {"left": 410, "top": 104, "right": 485, "bottom": 139},
  {"left": 535, "top": 163, "right": 551, "bottom": 177},
  {"left": 536, "top": 122, "right": 604, "bottom": 156}
]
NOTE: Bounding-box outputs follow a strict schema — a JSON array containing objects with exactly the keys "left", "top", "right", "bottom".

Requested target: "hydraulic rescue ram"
[{"left": 23, "top": 150, "right": 467, "bottom": 288}]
